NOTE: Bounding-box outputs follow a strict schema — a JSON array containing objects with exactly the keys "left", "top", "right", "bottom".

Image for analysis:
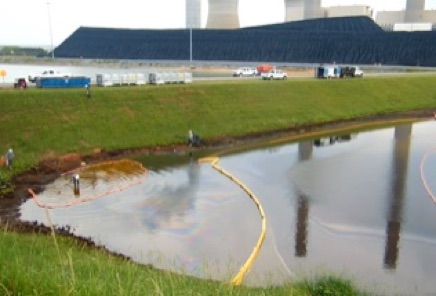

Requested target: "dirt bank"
[{"left": 1, "top": 109, "right": 434, "bottom": 233}]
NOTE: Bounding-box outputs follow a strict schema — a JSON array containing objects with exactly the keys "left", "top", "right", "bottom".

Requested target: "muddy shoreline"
[{"left": 1, "top": 109, "right": 434, "bottom": 234}]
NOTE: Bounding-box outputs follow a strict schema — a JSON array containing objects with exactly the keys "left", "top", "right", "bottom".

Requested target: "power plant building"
[
  {"left": 206, "top": 0, "right": 240, "bottom": 29},
  {"left": 284, "top": 0, "right": 305, "bottom": 22},
  {"left": 198, "top": 0, "right": 435, "bottom": 31},
  {"left": 375, "top": 0, "right": 436, "bottom": 31},
  {"left": 405, "top": 0, "right": 425, "bottom": 22},
  {"left": 325, "top": 6, "right": 373, "bottom": 18},
  {"left": 376, "top": 11, "right": 407, "bottom": 30},
  {"left": 304, "top": 0, "right": 323, "bottom": 19},
  {"left": 285, "top": 0, "right": 323, "bottom": 22},
  {"left": 186, "top": 0, "right": 202, "bottom": 28}
]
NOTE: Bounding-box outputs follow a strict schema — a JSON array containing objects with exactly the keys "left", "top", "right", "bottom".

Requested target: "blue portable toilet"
[{"left": 36, "top": 76, "right": 91, "bottom": 88}]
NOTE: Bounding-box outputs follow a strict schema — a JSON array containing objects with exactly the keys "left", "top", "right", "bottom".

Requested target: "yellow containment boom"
[{"left": 199, "top": 156, "right": 267, "bottom": 286}]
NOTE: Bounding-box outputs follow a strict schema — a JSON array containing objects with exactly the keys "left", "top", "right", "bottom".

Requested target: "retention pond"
[{"left": 20, "top": 120, "right": 436, "bottom": 295}]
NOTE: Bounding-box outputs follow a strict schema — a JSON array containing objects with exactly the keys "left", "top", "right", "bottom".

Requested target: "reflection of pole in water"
[
  {"left": 299, "top": 140, "right": 313, "bottom": 161},
  {"left": 295, "top": 190, "right": 309, "bottom": 257},
  {"left": 294, "top": 141, "right": 313, "bottom": 257},
  {"left": 384, "top": 124, "right": 412, "bottom": 269},
  {"left": 72, "top": 174, "right": 80, "bottom": 196},
  {"left": 188, "top": 152, "right": 200, "bottom": 187}
]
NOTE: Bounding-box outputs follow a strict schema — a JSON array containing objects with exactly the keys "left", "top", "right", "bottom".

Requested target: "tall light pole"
[
  {"left": 186, "top": 0, "right": 201, "bottom": 66},
  {"left": 190, "top": 27, "right": 193, "bottom": 65},
  {"left": 47, "top": 2, "right": 54, "bottom": 60}
]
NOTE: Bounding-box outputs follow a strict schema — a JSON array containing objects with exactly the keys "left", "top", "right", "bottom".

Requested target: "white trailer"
[
  {"left": 148, "top": 72, "right": 192, "bottom": 85},
  {"left": 111, "top": 74, "right": 120, "bottom": 85},
  {"left": 96, "top": 73, "right": 113, "bottom": 87},
  {"left": 149, "top": 72, "right": 165, "bottom": 85},
  {"left": 127, "top": 73, "right": 136, "bottom": 85},
  {"left": 136, "top": 73, "right": 146, "bottom": 85},
  {"left": 183, "top": 72, "right": 193, "bottom": 83},
  {"left": 169, "top": 72, "right": 178, "bottom": 83}
]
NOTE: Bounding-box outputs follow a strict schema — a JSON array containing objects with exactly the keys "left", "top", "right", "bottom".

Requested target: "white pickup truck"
[
  {"left": 28, "top": 69, "right": 72, "bottom": 83},
  {"left": 261, "top": 69, "right": 287, "bottom": 80},
  {"left": 232, "top": 67, "right": 257, "bottom": 77}
]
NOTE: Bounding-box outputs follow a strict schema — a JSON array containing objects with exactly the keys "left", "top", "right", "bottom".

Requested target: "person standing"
[
  {"left": 5, "top": 148, "right": 14, "bottom": 170},
  {"left": 86, "top": 84, "right": 91, "bottom": 98},
  {"left": 188, "top": 130, "right": 194, "bottom": 147},
  {"left": 187, "top": 130, "right": 202, "bottom": 147}
]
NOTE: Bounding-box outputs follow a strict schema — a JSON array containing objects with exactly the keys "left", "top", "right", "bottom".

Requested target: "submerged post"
[{"left": 72, "top": 174, "right": 80, "bottom": 196}]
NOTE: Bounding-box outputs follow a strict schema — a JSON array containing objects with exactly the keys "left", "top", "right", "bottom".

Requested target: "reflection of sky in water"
[
  {"left": 20, "top": 120, "right": 436, "bottom": 295},
  {"left": 21, "top": 159, "right": 262, "bottom": 282}
]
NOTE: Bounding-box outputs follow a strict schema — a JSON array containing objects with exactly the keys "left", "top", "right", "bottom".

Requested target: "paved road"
[{"left": 2, "top": 71, "right": 436, "bottom": 89}]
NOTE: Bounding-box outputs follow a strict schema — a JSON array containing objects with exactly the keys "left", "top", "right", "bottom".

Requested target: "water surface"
[{"left": 20, "top": 120, "right": 436, "bottom": 295}]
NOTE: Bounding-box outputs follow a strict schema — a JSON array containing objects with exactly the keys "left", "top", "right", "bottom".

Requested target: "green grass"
[
  {"left": 0, "top": 227, "right": 365, "bottom": 295},
  {"left": 1, "top": 76, "right": 422, "bottom": 295},
  {"left": 1, "top": 75, "right": 435, "bottom": 178}
]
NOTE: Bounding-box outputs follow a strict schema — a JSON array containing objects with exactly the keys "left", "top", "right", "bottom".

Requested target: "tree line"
[{"left": 0, "top": 46, "right": 49, "bottom": 57}]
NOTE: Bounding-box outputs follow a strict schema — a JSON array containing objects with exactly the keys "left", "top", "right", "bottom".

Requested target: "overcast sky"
[{"left": 1, "top": 0, "right": 436, "bottom": 47}]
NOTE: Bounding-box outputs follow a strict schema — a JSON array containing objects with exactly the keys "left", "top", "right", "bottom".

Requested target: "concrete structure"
[
  {"left": 285, "top": 0, "right": 323, "bottom": 22},
  {"left": 405, "top": 0, "right": 425, "bottom": 22},
  {"left": 375, "top": 0, "right": 436, "bottom": 31},
  {"left": 305, "top": 0, "right": 324, "bottom": 19},
  {"left": 206, "top": 0, "right": 240, "bottom": 29},
  {"left": 394, "top": 22, "right": 432, "bottom": 31},
  {"left": 422, "top": 10, "right": 436, "bottom": 25},
  {"left": 285, "top": 0, "right": 305, "bottom": 22},
  {"left": 201, "top": 0, "right": 434, "bottom": 30},
  {"left": 186, "top": 0, "right": 202, "bottom": 28},
  {"left": 326, "top": 5, "right": 373, "bottom": 18},
  {"left": 376, "top": 11, "right": 406, "bottom": 30}
]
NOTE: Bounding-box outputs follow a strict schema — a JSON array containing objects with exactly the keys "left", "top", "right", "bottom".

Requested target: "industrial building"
[
  {"left": 284, "top": 0, "right": 323, "bottom": 22},
  {"left": 376, "top": 10, "right": 436, "bottom": 31},
  {"left": 304, "top": 0, "right": 323, "bottom": 20},
  {"left": 326, "top": 6, "right": 373, "bottom": 18},
  {"left": 284, "top": 3, "right": 373, "bottom": 21},
  {"left": 186, "top": 0, "right": 202, "bottom": 29},
  {"left": 193, "top": 0, "right": 436, "bottom": 31},
  {"left": 55, "top": 16, "right": 436, "bottom": 67},
  {"left": 206, "top": 0, "right": 239, "bottom": 29},
  {"left": 283, "top": 0, "right": 436, "bottom": 31},
  {"left": 284, "top": 0, "right": 305, "bottom": 22},
  {"left": 375, "top": 0, "right": 436, "bottom": 31},
  {"left": 405, "top": 0, "right": 425, "bottom": 22}
]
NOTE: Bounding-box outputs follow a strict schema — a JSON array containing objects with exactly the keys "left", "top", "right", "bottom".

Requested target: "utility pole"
[{"left": 190, "top": 27, "right": 193, "bottom": 65}]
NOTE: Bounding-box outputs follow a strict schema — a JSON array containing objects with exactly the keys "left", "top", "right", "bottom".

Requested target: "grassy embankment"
[
  {"left": 1, "top": 75, "right": 435, "bottom": 178},
  {"left": 0, "top": 75, "right": 435, "bottom": 295},
  {"left": 0, "top": 227, "right": 360, "bottom": 295}
]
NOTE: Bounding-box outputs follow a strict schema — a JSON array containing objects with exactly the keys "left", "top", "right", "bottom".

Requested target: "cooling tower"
[
  {"left": 305, "top": 0, "right": 323, "bottom": 19},
  {"left": 186, "top": 0, "right": 202, "bottom": 28},
  {"left": 285, "top": 0, "right": 323, "bottom": 21},
  {"left": 405, "top": 0, "right": 425, "bottom": 22},
  {"left": 206, "top": 0, "right": 240, "bottom": 29},
  {"left": 285, "top": 0, "right": 305, "bottom": 22}
]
